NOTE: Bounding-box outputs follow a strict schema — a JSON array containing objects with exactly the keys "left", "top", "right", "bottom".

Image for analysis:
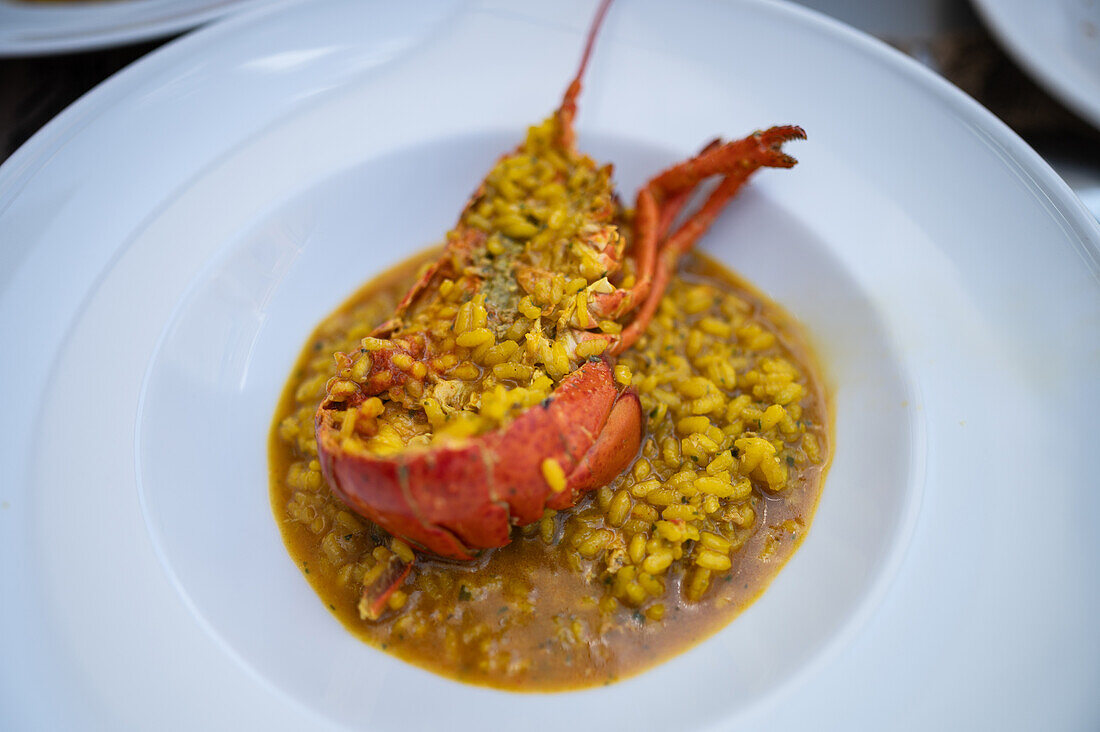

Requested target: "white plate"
[
  {"left": 972, "top": 0, "right": 1100, "bottom": 129},
  {"left": 1, "top": 0, "right": 1098, "bottom": 730},
  {"left": 0, "top": 0, "right": 271, "bottom": 55}
]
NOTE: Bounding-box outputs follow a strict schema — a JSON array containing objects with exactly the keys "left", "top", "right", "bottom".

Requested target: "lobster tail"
[{"left": 318, "top": 360, "right": 642, "bottom": 560}]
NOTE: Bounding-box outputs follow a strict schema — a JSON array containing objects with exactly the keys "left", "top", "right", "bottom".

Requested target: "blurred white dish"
[
  {"left": 0, "top": 1, "right": 1097, "bottom": 730},
  {"left": 0, "top": 0, "right": 271, "bottom": 55},
  {"left": 972, "top": 0, "right": 1100, "bottom": 129}
]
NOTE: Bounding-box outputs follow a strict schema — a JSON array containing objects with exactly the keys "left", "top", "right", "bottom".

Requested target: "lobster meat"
[{"left": 315, "top": 0, "right": 804, "bottom": 571}]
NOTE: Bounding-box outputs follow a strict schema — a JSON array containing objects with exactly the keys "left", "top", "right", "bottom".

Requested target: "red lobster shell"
[{"left": 318, "top": 359, "right": 642, "bottom": 560}]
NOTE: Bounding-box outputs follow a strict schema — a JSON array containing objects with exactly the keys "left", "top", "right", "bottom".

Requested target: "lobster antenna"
[{"left": 558, "top": 0, "right": 614, "bottom": 150}]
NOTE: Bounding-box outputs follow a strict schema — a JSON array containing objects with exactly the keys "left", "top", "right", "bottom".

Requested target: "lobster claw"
[{"left": 316, "top": 359, "right": 643, "bottom": 560}]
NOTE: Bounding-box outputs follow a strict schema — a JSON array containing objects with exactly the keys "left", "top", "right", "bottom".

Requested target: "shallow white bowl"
[
  {"left": 136, "top": 130, "right": 917, "bottom": 729},
  {"left": 1, "top": 1, "right": 1097, "bottom": 730}
]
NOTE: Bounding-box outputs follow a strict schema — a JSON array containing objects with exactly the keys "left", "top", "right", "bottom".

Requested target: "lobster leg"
[
  {"left": 645, "top": 126, "right": 803, "bottom": 202},
  {"left": 611, "top": 126, "right": 806, "bottom": 354},
  {"left": 359, "top": 554, "right": 412, "bottom": 621},
  {"left": 635, "top": 138, "right": 724, "bottom": 294},
  {"left": 588, "top": 141, "right": 718, "bottom": 321}
]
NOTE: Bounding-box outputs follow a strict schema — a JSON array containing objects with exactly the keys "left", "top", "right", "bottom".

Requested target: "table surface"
[{"left": 1, "top": 1, "right": 1098, "bottom": 199}]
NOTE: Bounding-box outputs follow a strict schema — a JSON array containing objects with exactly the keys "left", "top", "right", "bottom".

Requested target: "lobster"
[{"left": 314, "top": 0, "right": 804, "bottom": 604}]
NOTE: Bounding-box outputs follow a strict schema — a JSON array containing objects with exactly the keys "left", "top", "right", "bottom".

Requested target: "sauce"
[{"left": 269, "top": 249, "right": 830, "bottom": 690}]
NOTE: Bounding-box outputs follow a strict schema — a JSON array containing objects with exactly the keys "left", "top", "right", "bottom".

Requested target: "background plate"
[{"left": 0, "top": 0, "right": 271, "bottom": 56}]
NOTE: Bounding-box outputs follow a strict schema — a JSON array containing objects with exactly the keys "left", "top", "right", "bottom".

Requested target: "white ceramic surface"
[
  {"left": 1, "top": 1, "right": 1098, "bottom": 730},
  {"left": 0, "top": 0, "right": 270, "bottom": 55},
  {"left": 134, "top": 132, "right": 917, "bottom": 731},
  {"left": 972, "top": 0, "right": 1100, "bottom": 129}
]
